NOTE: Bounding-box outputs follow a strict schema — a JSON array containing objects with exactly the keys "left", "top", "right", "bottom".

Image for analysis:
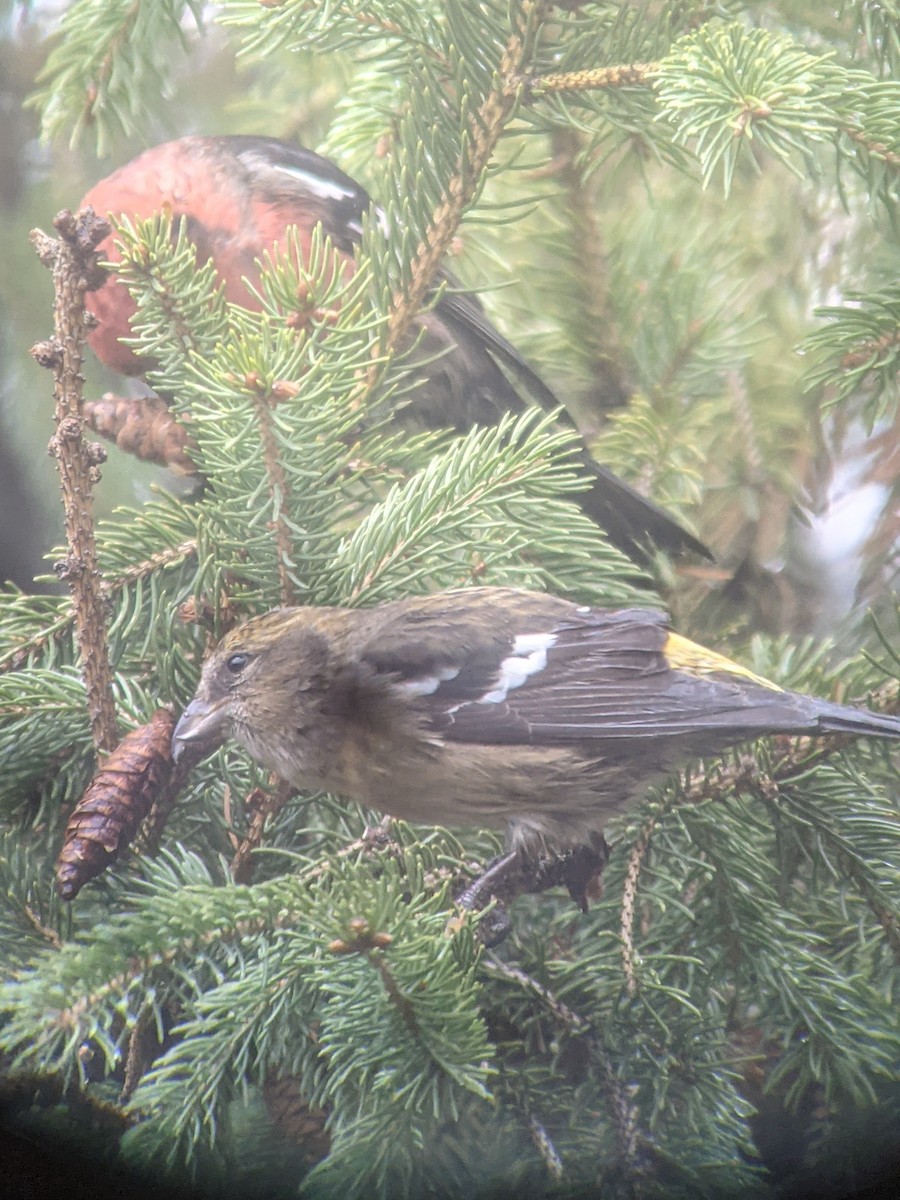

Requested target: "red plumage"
[{"left": 78, "top": 134, "right": 710, "bottom": 564}]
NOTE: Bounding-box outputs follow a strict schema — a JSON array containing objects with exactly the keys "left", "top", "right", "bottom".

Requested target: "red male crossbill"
[{"left": 80, "top": 135, "right": 709, "bottom": 566}]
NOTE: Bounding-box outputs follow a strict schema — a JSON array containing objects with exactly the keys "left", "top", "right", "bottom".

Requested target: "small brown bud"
[
  {"left": 286, "top": 310, "right": 311, "bottom": 331},
  {"left": 53, "top": 209, "right": 77, "bottom": 238},
  {"left": 56, "top": 416, "right": 83, "bottom": 442},
  {"left": 30, "top": 339, "right": 63, "bottom": 368},
  {"left": 270, "top": 379, "right": 301, "bottom": 402},
  {"left": 178, "top": 595, "right": 216, "bottom": 629},
  {"left": 53, "top": 555, "right": 79, "bottom": 580},
  {"left": 314, "top": 306, "right": 340, "bottom": 328}
]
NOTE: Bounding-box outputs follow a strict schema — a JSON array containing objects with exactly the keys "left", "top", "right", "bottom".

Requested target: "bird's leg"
[
  {"left": 456, "top": 850, "right": 524, "bottom": 911},
  {"left": 521, "top": 836, "right": 610, "bottom": 912},
  {"left": 456, "top": 836, "right": 611, "bottom": 944},
  {"left": 455, "top": 851, "right": 526, "bottom": 946}
]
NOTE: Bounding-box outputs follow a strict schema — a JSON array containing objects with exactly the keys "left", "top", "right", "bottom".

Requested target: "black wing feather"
[
  {"left": 408, "top": 610, "right": 827, "bottom": 746},
  {"left": 225, "top": 136, "right": 710, "bottom": 561}
]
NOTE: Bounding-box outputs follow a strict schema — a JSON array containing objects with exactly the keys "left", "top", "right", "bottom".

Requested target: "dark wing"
[
  {"left": 367, "top": 604, "right": 841, "bottom": 747},
  {"left": 228, "top": 135, "right": 373, "bottom": 253},
  {"left": 227, "top": 137, "right": 710, "bottom": 562},
  {"left": 429, "top": 286, "right": 712, "bottom": 562}
]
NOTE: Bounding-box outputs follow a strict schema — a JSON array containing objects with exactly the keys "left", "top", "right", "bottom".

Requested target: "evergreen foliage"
[{"left": 1, "top": 3, "right": 898, "bottom": 1198}]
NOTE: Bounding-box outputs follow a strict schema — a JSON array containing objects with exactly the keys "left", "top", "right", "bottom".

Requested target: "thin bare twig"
[
  {"left": 620, "top": 821, "right": 654, "bottom": 998},
  {"left": 230, "top": 778, "right": 295, "bottom": 884},
  {"left": 30, "top": 208, "right": 118, "bottom": 753},
  {"left": 523, "top": 62, "right": 659, "bottom": 96}
]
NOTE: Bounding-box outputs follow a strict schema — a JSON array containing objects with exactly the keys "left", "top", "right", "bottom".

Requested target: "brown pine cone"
[
  {"left": 56, "top": 709, "right": 175, "bottom": 900},
  {"left": 83, "top": 392, "right": 197, "bottom": 476},
  {"left": 263, "top": 1072, "right": 331, "bottom": 1165}
]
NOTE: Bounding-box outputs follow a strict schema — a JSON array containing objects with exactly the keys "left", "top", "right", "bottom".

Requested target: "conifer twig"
[
  {"left": 841, "top": 121, "right": 900, "bottom": 168},
  {"left": 230, "top": 778, "right": 295, "bottom": 884},
  {"left": 483, "top": 954, "right": 589, "bottom": 1034},
  {"left": 527, "top": 1111, "right": 564, "bottom": 1180},
  {"left": 377, "top": 0, "right": 550, "bottom": 370},
  {"left": 29, "top": 208, "right": 118, "bottom": 754},
  {"left": 619, "top": 721, "right": 900, "bottom": 983},
  {"left": 0, "top": 539, "right": 198, "bottom": 676},
  {"left": 620, "top": 822, "right": 654, "bottom": 998},
  {"left": 22, "top": 905, "right": 62, "bottom": 950},
  {"left": 523, "top": 62, "right": 659, "bottom": 96},
  {"left": 550, "top": 128, "right": 630, "bottom": 413},
  {"left": 120, "top": 1003, "right": 157, "bottom": 1102},
  {"left": 838, "top": 324, "right": 900, "bottom": 370},
  {"left": 250, "top": 379, "right": 297, "bottom": 606}
]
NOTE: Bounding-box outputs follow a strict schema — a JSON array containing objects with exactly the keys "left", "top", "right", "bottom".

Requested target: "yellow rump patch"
[{"left": 664, "top": 633, "right": 783, "bottom": 691}]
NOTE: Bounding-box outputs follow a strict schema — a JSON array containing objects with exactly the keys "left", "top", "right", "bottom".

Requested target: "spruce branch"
[
  {"left": 230, "top": 778, "right": 295, "bottom": 884},
  {"left": 620, "top": 823, "right": 653, "bottom": 999},
  {"left": 30, "top": 0, "right": 205, "bottom": 151},
  {"left": 841, "top": 118, "right": 900, "bottom": 168},
  {"left": 0, "top": 1066, "right": 131, "bottom": 1136},
  {"left": 483, "top": 954, "right": 590, "bottom": 1036},
  {"left": 526, "top": 1110, "right": 564, "bottom": 1181},
  {"left": 22, "top": 906, "right": 62, "bottom": 951},
  {"left": 481, "top": 954, "right": 652, "bottom": 1188},
  {"left": 120, "top": 1001, "right": 159, "bottom": 1102},
  {"left": 376, "top": 0, "right": 550, "bottom": 369},
  {"left": 618, "top": 723, "right": 900, "bottom": 995},
  {"left": 0, "top": 537, "right": 198, "bottom": 677},
  {"left": 29, "top": 209, "right": 118, "bottom": 754},
  {"left": 547, "top": 128, "right": 630, "bottom": 413},
  {"left": 109, "top": 213, "right": 230, "bottom": 397},
  {"left": 655, "top": 24, "right": 847, "bottom": 192},
  {"left": 249, "top": 380, "right": 298, "bottom": 606},
  {"left": 593, "top": 1049, "right": 650, "bottom": 1198},
  {"left": 802, "top": 282, "right": 900, "bottom": 409},
  {"left": 524, "top": 62, "right": 659, "bottom": 96},
  {"left": 222, "top": 0, "right": 440, "bottom": 63},
  {"left": 829, "top": 843, "right": 900, "bottom": 962}
]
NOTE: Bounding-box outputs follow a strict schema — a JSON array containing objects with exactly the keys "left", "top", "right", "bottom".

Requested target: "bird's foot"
[{"left": 455, "top": 837, "right": 610, "bottom": 944}]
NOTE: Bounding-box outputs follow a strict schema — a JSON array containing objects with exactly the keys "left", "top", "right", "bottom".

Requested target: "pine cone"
[
  {"left": 263, "top": 1072, "right": 331, "bottom": 1165},
  {"left": 83, "top": 393, "right": 197, "bottom": 475},
  {"left": 56, "top": 709, "right": 175, "bottom": 900}
]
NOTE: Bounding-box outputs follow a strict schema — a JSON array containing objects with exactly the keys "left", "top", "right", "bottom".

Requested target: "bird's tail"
[
  {"left": 439, "top": 292, "right": 713, "bottom": 564},
  {"left": 578, "top": 458, "right": 711, "bottom": 564},
  {"left": 812, "top": 699, "right": 900, "bottom": 739}
]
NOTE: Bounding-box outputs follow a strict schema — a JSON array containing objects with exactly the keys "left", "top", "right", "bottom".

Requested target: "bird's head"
[{"left": 172, "top": 608, "right": 337, "bottom": 772}]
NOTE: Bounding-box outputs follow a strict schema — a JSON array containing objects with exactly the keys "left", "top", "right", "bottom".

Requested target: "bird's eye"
[{"left": 226, "top": 652, "right": 250, "bottom": 675}]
